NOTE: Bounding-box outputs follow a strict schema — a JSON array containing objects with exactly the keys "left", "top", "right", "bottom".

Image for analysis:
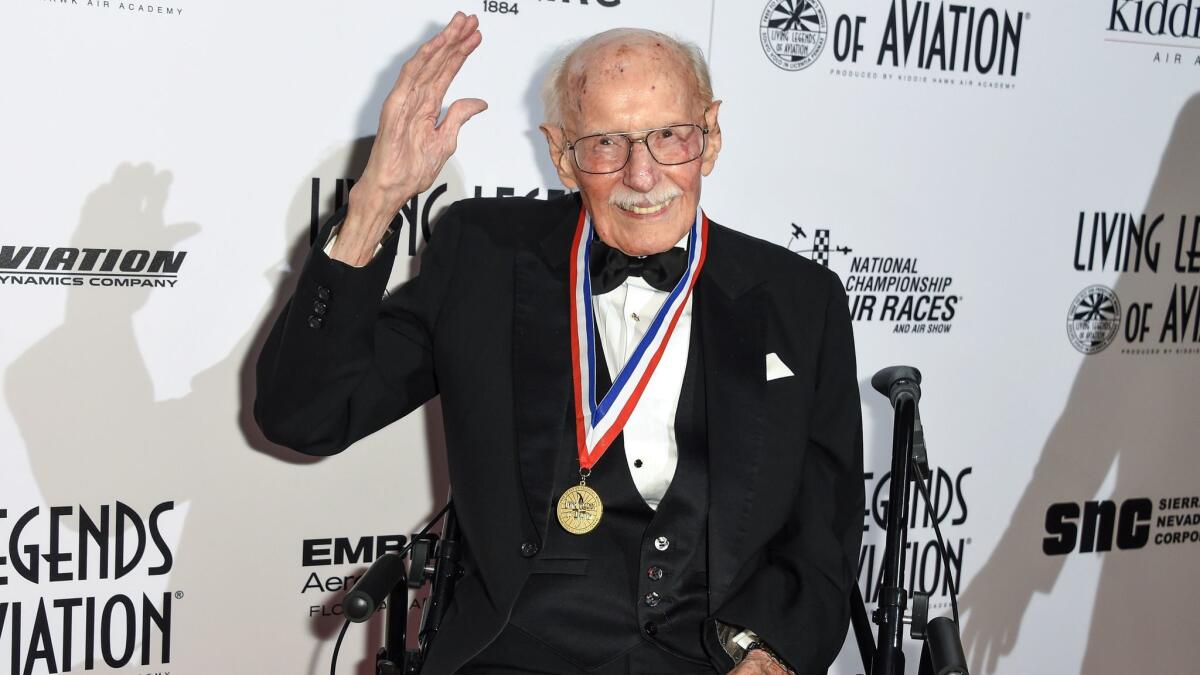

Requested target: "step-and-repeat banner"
[{"left": 2, "top": 1, "right": 1196, "bottom": 673}]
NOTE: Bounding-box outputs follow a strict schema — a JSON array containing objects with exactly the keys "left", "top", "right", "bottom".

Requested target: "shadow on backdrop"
[
  {"left": 960, "top": 92, "right": 1200, "bottom": 674},
  {"left": 5, "top": 22, "right": 465, "bottom": 675}
]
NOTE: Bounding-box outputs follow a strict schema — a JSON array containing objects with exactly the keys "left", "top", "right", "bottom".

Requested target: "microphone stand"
[
  {"left": 375, "top": 502, "right": 462, "bottom": 675},
  {"left": 870, "top": 367, "right": 918, "bottom": 675},
  {"left": 334, "top": 501, "right": 461, "bottom": 675},
  {"left": 859, "top": 366, "right": 968, "bottom": 675}
]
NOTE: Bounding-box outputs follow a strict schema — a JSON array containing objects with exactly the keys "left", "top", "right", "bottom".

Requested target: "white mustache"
[{"left": 608, "top": 182, "right": 684, "bottom": 210}]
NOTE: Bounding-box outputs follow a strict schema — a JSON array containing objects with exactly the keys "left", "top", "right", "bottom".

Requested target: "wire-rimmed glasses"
[{"left": 565, "top": 123, "right": 709, "bottom": 174}]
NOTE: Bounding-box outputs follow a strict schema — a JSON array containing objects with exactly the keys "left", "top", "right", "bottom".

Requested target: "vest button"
[
  {"left": 654, "top": 536, "right": 670, "bottom": 551},
  {"left": 643, "top": 591, "right": 662, "bottom": 607},
  {"left": 647, "top": 566, "right": 664, "bottom": 581},
  {"left": 519, "top": 541, "right": 539, "bottom": 557},
  {"left": 643, "top": 621, "right": 658, "bottom": 637}
]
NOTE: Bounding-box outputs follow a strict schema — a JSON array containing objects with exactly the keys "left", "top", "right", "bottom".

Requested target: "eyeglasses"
[{"left": 565, "top": 123, "right": 709, "bottom": 174}]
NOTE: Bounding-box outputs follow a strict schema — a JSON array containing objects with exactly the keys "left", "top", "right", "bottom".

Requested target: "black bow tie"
[{"left": 590, "top": 239, "right": 688, "bottom": 295}]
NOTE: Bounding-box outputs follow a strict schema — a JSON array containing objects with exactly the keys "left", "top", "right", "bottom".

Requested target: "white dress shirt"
[{"left": 591, "top": 241, "right": 692, "bottom": 510}]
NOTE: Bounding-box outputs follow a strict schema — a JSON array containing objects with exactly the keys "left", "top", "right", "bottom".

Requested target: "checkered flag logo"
[
  {"left": 785, "top": 223, "right": 850, "bottom": 267},
  {"left": 811, "top": 229, "right": 831, "bottom": 267}
]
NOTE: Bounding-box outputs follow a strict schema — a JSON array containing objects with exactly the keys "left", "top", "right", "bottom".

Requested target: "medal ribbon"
[{"left": 568, "top": 205, "right": 708, "bottom": 471}]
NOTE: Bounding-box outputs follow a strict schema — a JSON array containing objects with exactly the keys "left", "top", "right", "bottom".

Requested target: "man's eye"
[
  {"left": 598, "top": 137, "right": 616, "bottom": 146},
  {"left": 659, "top": 129, "right": 675, "bottom": 139}
]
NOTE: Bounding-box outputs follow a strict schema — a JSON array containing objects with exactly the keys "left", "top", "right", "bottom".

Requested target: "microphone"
[
  {"left": 343, "top": 553, "right": 405, "bottom": 623},
  {"left": 871, "top": 365, "right": 928, "bottom": 474},
  {"left": 925, "top": 617, "right": 969, "bottom": 674},
  {"left": 870, "top": 365, "right": 922, "bottom": 408}
]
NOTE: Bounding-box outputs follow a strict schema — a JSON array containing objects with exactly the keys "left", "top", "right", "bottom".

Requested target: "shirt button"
[
  {"left": 312, "top": 301, "right": 328, "bottom": 316},
  {"left": 307, "top": 315, "right": 324, "bottom": 329},
  {"left": 316, "top": 286, "right": 332, "bottom": 301},
  {"left": 647, "top": 566, "right": 664, "bottom": 581},
  {"left": 643, "top": 621, "right": 658, "bottom": 637},
  {"left": 633, "top": 459, "right": 643, "bottom": 468},
  {"left": 644, "top": 591, "right": 662, "bottom": 607},
  {"left": 654, "top": 536, "right": 670, "bottom": 551},
  {"left": 519, "top": 541, "right": 539, "bottom": 557}
]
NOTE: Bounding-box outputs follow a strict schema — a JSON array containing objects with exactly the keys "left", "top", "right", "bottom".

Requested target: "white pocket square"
[{"left": 765, "top": 352, "right": 794, "bottom": 381}]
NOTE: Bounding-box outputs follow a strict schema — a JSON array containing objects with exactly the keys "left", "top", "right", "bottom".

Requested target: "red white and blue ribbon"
[{"left": 568, "top": 204, "right": 709, "bottom": 471}]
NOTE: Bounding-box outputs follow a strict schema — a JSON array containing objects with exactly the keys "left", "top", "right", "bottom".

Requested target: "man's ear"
[
  {"left": 539, "top": 123, "right": 579, "bottom": 190},
  {"left": 700, "top": 100, "right": 723, "bottom": 177}
]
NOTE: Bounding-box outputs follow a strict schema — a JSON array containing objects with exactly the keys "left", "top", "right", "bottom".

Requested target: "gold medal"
[{"left": 556, "top": 483, "right": 604, "bottom": 535}]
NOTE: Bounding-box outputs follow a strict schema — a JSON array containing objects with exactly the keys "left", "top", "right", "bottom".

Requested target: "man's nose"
[{"left": 622, "top": 141, "right": 661, "bottom": 194}]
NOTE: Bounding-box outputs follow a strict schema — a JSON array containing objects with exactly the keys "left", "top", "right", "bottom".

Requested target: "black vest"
[{"left": 508, "top": 322, "right": 712, "bottom": 671}]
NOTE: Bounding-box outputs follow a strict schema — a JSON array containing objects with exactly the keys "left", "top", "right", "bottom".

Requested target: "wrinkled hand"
[
  {"left": 362, "top": 11, "right": 485, "bottom": 207},
  {"left": 333, "top": 12, "right": 487, "bottom": 265},
  {"left": 728, "top": 650, "right": 791, "bottom": 675}
]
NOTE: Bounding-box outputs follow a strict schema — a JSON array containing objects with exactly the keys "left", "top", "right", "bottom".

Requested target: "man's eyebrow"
[{"left": 587, "top": 123, "right": 690, "bottom": 136}]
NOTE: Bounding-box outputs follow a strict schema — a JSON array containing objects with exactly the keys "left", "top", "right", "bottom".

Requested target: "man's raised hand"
[
  {"left": 332, "top": 12, "right": 487, "bottom": 266},
  {"left": 364, "top": 12, "right": 486, "bottom": 207}
]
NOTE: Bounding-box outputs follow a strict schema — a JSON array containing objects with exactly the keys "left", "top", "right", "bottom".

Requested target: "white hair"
[{"left": 540, "top": 28, "right": 714, "bottom": 127}]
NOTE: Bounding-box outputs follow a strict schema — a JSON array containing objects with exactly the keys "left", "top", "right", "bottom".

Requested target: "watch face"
[{"left": 733, "top": 630, "right": 759, "bottom": 649}]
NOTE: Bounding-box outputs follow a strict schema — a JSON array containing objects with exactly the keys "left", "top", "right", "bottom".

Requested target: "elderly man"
[{"left": 256, "top": 12, "right": 862, "bottom": 675}]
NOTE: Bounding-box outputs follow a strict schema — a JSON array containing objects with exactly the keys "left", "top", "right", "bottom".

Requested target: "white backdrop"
[{"left": 2, "top": 0, "right": 1197, "bottom": 673}]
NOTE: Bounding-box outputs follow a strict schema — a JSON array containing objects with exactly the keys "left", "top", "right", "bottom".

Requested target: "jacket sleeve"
[
  {"left": 714, "top": 274, "right": 865, "bottom": 674},
  {"left": 253, "top": 202, "right": 464, "bottom": 456}
]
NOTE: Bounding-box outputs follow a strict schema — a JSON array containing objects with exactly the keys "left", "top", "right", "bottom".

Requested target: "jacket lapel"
[
  {"left": 511, "top": 201, "right": 579, "bottom": 539},
  {"left": 697, "top": 222, "right": 767, "bottom": 608}
]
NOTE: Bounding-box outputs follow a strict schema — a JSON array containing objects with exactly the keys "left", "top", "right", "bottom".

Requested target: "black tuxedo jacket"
[{"left": 255, "top": 194, "right": 864, "bottom": 674}]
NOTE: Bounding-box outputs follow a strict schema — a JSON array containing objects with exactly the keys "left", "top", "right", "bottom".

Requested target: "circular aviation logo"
[
  {"left": 1068, "top": 285, "right": 1121, "bottom": 354},
  {"left": 760, "top": 0, "right": 828, "bottom": 71}
]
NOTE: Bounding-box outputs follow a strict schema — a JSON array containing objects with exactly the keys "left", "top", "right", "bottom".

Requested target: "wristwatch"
[
  {"left": 718, "top": 624, "right": 794, "bottom": 673},
  {"left": 743, "top": 640, "right": 793, "bottom": 673}
]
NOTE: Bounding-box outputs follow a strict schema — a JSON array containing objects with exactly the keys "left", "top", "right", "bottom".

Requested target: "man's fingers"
[
  {"left": 430, "top": 27, "right": 483, "bottom": 100},
  {"left": 415, "top": 15, "right": 470, "bottom": 87},
  {"left": 430, "top": 11, "right": 468, "bottom": 52},
  {"left": 437, "top": 97, "right": 488, "bottom": 151},
  {"left": 392, "top": 13, "right": 468, "bottom": 93},
  {"left": 418, "top": 14, "right": 480, "bottom": 93},
  {"left": 441, "top": 98, "right": 488, "bottom": 131},
  {"left": 405, "top": 26, "right": 450, "bottom": 79}
]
